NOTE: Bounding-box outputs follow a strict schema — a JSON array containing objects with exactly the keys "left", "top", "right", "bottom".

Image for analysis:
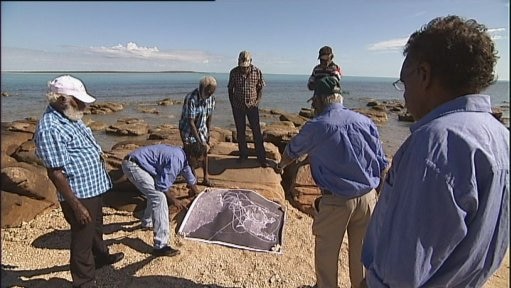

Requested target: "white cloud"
[
  {"left": 89, "top": 42, "right": 212, "bottom": 63},
  {"left": 488, "top": 27, "right": 506, "bottom": 41},
  {"left": 367, "top": 37, "right": 408, "bottom": 51}
]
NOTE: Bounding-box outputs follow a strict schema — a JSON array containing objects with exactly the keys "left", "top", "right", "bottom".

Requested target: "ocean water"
[{"left": 1, "top": 72, "right": 509, "bottom": 150}]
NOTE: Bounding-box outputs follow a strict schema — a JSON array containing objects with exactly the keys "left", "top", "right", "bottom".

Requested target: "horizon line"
[{"left": 1, "top": 70, "right": 509, "bottom": 81}]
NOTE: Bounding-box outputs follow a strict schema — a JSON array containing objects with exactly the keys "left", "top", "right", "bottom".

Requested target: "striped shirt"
[
  {"left": 35, "top": 106, "right": 112, "bottom": 201},
  {"left": 228, "top": 65, "right": 265, "bottom": 109},
  {"left": 178, "top": 88, "right": 215, "bottom": 144},
  {"left": 307, "top": 62, "right": 342, "bottom": 90}
]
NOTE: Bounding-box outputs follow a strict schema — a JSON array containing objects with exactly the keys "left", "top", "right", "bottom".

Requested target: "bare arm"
[
  {"left": 46, "top": 168, "right": 91, "bottom": 224},
  {"left": 187, "top": 117, "right": 204, "bottom": 145},
  {"left": 273, "top": 146, "right": 296, "bottom": 174}
]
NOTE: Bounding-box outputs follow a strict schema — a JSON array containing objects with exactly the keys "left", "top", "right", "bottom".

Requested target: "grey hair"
[
  {"left": 46, "top": 92, "right": 69, "bottom": 104},
  {"left": 322, "top": 93, "right": 343, "bottom": 105},
  {"left": 199, "top": 76, "right": 217, "bottom": 89}
]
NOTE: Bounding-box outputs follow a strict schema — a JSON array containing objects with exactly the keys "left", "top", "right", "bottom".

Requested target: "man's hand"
[
  {"left": 72, "top": 202, "right": 92, "bottom": 225},
  {"left": 172, "top": 198, "right": 186, "bottom": 210},
  {"left": 188, "top": 184, "right": 200, "bottom": 198}
]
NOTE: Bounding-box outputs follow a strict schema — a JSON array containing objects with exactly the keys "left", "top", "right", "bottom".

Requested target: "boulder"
[
  {"left": 11, "top": 140, "right": 44, "bottom": 166},
  {"left": 1, "top": 191, "right": 56, "bottom": 228},
  {"left": 1, "top": 165, "right": 58, "bottom": 205},
  {"left": 1, "top": 129, "right": 34, "bottom": 156},
  {"left": 106, "top": 118, "right": 149, "bottom": 136}
]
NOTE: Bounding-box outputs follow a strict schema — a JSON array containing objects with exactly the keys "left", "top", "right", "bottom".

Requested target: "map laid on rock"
[{"left": 178, "top": 188, "right": 286, "bottom": 253}]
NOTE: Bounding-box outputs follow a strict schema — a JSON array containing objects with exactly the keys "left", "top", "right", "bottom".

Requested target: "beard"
[{"left": 62, "top": 105, "right": 84, "bottom": 121}]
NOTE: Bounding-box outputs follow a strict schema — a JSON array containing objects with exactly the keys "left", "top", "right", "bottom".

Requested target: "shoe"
[
  {"left": 152, "top": 246, "right": 180, "bottom": 257},
  {"left": 258, "top": 159, "right": 268, "bottom": 168},
  {"left": 94, "top": 252, "right": 124, "bottom": 269}
]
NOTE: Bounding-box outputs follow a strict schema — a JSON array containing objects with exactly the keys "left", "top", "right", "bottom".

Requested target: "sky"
[{"left": 1, "top": 0, "right": 509, "bottom": 80}]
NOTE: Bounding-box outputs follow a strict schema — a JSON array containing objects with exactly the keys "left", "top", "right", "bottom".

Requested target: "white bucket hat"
[{"left": 48, "top": 75, "right": 96, "bottom": 103}]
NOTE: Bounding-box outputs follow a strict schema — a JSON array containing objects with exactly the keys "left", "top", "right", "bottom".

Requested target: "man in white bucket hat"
[{"left": 35, "top": 75, "right": 123, "bottom": 288}]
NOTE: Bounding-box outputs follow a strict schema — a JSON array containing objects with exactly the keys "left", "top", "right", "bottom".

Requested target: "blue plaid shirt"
[
  {"left": 178, "top": 88, "right": 215, "bottom": 144},
  {"left": 35, "top": 106, "right": 112, "bottom": 201}
]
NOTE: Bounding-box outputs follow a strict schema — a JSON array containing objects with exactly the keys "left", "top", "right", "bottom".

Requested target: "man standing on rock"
[
  {"left": 228, "top": 50, "right": 268, "bottom": 167},
  {"left": 362, "top": 15, "right": 509, "bottom": 287},
  {"left": 121, "top": 143, "right": 202, "bottom": 257},
  {"left": 274, "top": 76, "right": 388, "bottom": 288},
  {"left": 34, "top": 75, "right": 124, "bottom": 288},
  {"left": 179, "top": 76, "right": 217, "bottom": 187}
]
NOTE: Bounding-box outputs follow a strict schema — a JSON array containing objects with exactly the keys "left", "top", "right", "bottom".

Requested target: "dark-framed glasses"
[{"left": 392, "top": 79, "right": 405, "bottom": 91}]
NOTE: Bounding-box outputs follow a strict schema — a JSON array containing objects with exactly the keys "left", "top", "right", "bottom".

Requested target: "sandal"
[{"left": 201, "top": 179, "right": 215, "bottom": 187}]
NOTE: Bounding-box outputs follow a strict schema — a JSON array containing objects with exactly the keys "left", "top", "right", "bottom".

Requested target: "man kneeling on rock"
[{"left": 121, "top": 143, "right": 203, "bottom": 257}]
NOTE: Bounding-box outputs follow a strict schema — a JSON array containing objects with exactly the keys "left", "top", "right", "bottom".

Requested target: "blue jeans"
[{"left": 122, "top": 160, "right": 169, "bottom": 249}]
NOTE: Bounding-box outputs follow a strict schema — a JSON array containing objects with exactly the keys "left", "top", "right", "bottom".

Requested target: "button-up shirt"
[
  {"left": 127, "top": 144, "right": 197, "bottom": 192},
  {"left": 362, "top": 95, "right": 510, "bottom": 287},
  {"left": 179, "top": 88, "right": 215, "bottom": 144},
  {"left": 228, "top": 65, "right": 265, "bottom": 109},
  {"left": 35, "top": 106, "right": 112, "bottom": 201},
  {"left": 284, "top": 103, "right": 388, "bottom": 198}
]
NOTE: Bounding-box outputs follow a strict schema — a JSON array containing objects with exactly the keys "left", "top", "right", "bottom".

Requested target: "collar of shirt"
[
  {"left": 191, "top": 88, "right": 207, "bottom": 104},
  {"left": 317, "top": 103, "right": 346, "bottom": 116},
  {"left": 410, "top": 94, "right": 492, "bottom": 133}
]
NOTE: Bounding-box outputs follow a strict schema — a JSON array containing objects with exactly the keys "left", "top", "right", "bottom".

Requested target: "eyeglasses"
[{"left": 392, "top": 79, "right": 405, "bottom": 91}]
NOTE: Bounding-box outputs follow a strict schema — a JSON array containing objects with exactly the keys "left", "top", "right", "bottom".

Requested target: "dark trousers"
[
  {"left": 61, "top": 195, "right": 109, "bottom": 288},
  {"left": 232, "top": 105, "right": 266, "bottom": 161}
]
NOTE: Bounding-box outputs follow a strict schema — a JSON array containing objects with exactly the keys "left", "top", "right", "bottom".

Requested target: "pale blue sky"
[{"left": 1, "top": 0, "right": 509, "bottom": 79}]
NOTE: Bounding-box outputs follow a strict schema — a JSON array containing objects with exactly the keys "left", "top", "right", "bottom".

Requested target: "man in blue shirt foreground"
[
  {"left": 35, "top": 75, "right": 124, "bottom": 288},
  {"left": 362, "top": 15, "right": 510, "bottom": 287},
  {"left": 122, "top": 143, "right": 203, "bottom": 257},
  {"left": 275, "top": 76, "right": 388, "bottom": 288}
]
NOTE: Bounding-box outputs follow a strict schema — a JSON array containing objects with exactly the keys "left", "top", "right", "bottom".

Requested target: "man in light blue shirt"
[
  {"left": 362, "top": 15, "right": 509, "bottom": 287},
  {"left": 275, "top": 76, "right": 388, "bottom": 288},
  {"left": 122, "top": 143, "right": 202, "bottom": 257}
]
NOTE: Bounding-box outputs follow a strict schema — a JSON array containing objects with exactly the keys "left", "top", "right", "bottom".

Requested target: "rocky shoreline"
[{"left": 1, "top": 99, "right": 509, "bottom": 287}]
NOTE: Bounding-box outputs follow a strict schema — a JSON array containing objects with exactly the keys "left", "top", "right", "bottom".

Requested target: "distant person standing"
[
  {"left": 307, "top": 46, "right": 343, "bottom": 91},
  {"left": 179, "top": 76, "right": 217, "bottom": 187},
  {"left": 35, "top": 75, "right": 124, "bottom": 288},
  {"left": 228, "top": 50, "right": 268, "bottom": 167},
  {"left": 362, "top": 15, "right": 509, "bottom": 287},
  {"left": 121, "top": 143, "right": 202, "bottom": 257},
  {"left": 275, "top": 76, "right": 388, "bottom": 288}
]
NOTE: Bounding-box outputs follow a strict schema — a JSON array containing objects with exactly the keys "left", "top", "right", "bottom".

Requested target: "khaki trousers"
[{"left": 312, "top": 189, "right": 377, "bottom": 288}]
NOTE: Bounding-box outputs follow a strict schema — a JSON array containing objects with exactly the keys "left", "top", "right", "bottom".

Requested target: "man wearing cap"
[
  {"left": 307, "top": 46, "right": 343, "bottom": 91},
  {"left": 228, "top": 50, "right": 268, "bottom": 167},
  {"left": 275, "top": 76, "right": 388, "bottom": 288},
  {"left": 179, "top": 75, "right": 217, "bottom": 187},
  {"left": 35, "top": 75, "right": 124, "bottom": 288}
]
